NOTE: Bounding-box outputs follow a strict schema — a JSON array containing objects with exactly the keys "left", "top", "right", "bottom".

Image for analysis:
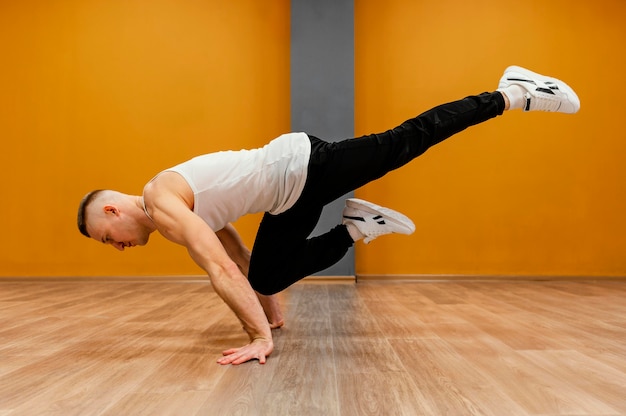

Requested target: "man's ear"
[{"left": 103, "top": 205, "right": 119, "bottom": 216}]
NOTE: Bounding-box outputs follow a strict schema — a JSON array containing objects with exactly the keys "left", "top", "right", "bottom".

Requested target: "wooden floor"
[{"left": 0, "top": 280, "right": 625, "bottom": 415}]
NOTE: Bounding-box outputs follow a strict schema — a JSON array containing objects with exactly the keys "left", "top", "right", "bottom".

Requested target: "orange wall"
[
  {"left": 2, "top": 1, "right": 625, "bottom": 279},
  {"left": 354, "top": 0, "right": 626, "bottom": 277},
  {"left": 0, "top": 1, "right": 290, "bottom": 276}
]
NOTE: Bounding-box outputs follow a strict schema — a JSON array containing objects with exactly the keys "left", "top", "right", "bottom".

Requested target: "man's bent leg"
[{"left": 248, "top": 204, "right": 354, "bottom": 296}]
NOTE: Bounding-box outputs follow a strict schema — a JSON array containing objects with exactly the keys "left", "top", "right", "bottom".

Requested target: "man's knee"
[{"left": 248, "top": 275, "right": 281, "bottom": 296}]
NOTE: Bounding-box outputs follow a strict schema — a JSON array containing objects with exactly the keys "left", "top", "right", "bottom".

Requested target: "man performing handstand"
[{"left": 77, "top": 66, "right": 580, "bottom": 365}]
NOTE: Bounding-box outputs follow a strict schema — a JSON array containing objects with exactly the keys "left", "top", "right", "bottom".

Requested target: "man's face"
[{"left": 87, "top": 206, "right": 150, "bottom": 251}]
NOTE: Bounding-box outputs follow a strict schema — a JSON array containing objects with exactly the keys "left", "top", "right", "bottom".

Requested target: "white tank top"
[{"left": 163, "top": 132, "right": 311, "bottom": 231}]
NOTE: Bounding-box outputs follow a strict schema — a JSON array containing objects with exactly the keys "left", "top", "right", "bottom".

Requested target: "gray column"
[{"left": 291, "top": 0, "right": 355, "bottom": 276}]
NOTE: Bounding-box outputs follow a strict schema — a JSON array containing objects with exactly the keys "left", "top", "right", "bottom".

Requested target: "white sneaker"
[
  {"left": 498, "top": 65, "right": 580, "bottom": 113},
  {"left": 342, "top": 198, "right": 415, "bottom": 244}
]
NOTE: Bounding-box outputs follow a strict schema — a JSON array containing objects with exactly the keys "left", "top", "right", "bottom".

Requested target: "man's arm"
[
  {"left": 147, "top": 192, "right": 273, "bottom": 365},
  {"left": 214, "top": 223, "right": 251, "bottom": 275},
  {"left": 216, "top": 224, "right": 285, "bottom": 329}
]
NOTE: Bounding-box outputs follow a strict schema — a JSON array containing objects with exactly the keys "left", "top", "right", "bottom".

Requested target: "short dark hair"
[{"left": 77, "top": 190, "right": 104, "bottom": 238}]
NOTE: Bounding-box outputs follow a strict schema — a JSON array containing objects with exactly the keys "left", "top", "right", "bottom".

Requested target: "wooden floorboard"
[{"left": 0, "top": 280, "right": 625, "bottom": 415}]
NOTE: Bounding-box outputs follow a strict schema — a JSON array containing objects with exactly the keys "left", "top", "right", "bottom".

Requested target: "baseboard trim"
[
  {"left": 356, "top": 274, "right": 626, "bottom": 282},
  {"left": 0, "top": 275, "right": 211, "bottom": 283},
  {"left": 0, "top": 275, "right": 356, "bottom": 284},
  {"left": 302, "top": 275, "right": 355, "bottom": 284},
  {"left": 1, "top": 274, "right": 624, "bottom": 283}
]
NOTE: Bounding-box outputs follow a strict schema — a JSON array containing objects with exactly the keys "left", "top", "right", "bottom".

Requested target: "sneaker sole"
[
  {"left": 345, "top": 198, "right": 416, "bottom": 235},
  {"left": 501, "top": 65, "right": 580, "bottom": 113}
]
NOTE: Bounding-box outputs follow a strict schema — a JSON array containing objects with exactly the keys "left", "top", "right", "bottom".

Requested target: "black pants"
[{"left": 248, "top": 92, "right": 505, "bottom": 295}]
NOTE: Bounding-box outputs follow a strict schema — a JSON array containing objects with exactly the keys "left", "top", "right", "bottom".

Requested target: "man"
[{"left": 77, "top": 66, "right": 580, "bottom": 365}]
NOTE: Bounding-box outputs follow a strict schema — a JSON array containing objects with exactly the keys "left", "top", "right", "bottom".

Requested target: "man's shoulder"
[{"left": 143, "top": 171, "right": 194, "bottom": 211}]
